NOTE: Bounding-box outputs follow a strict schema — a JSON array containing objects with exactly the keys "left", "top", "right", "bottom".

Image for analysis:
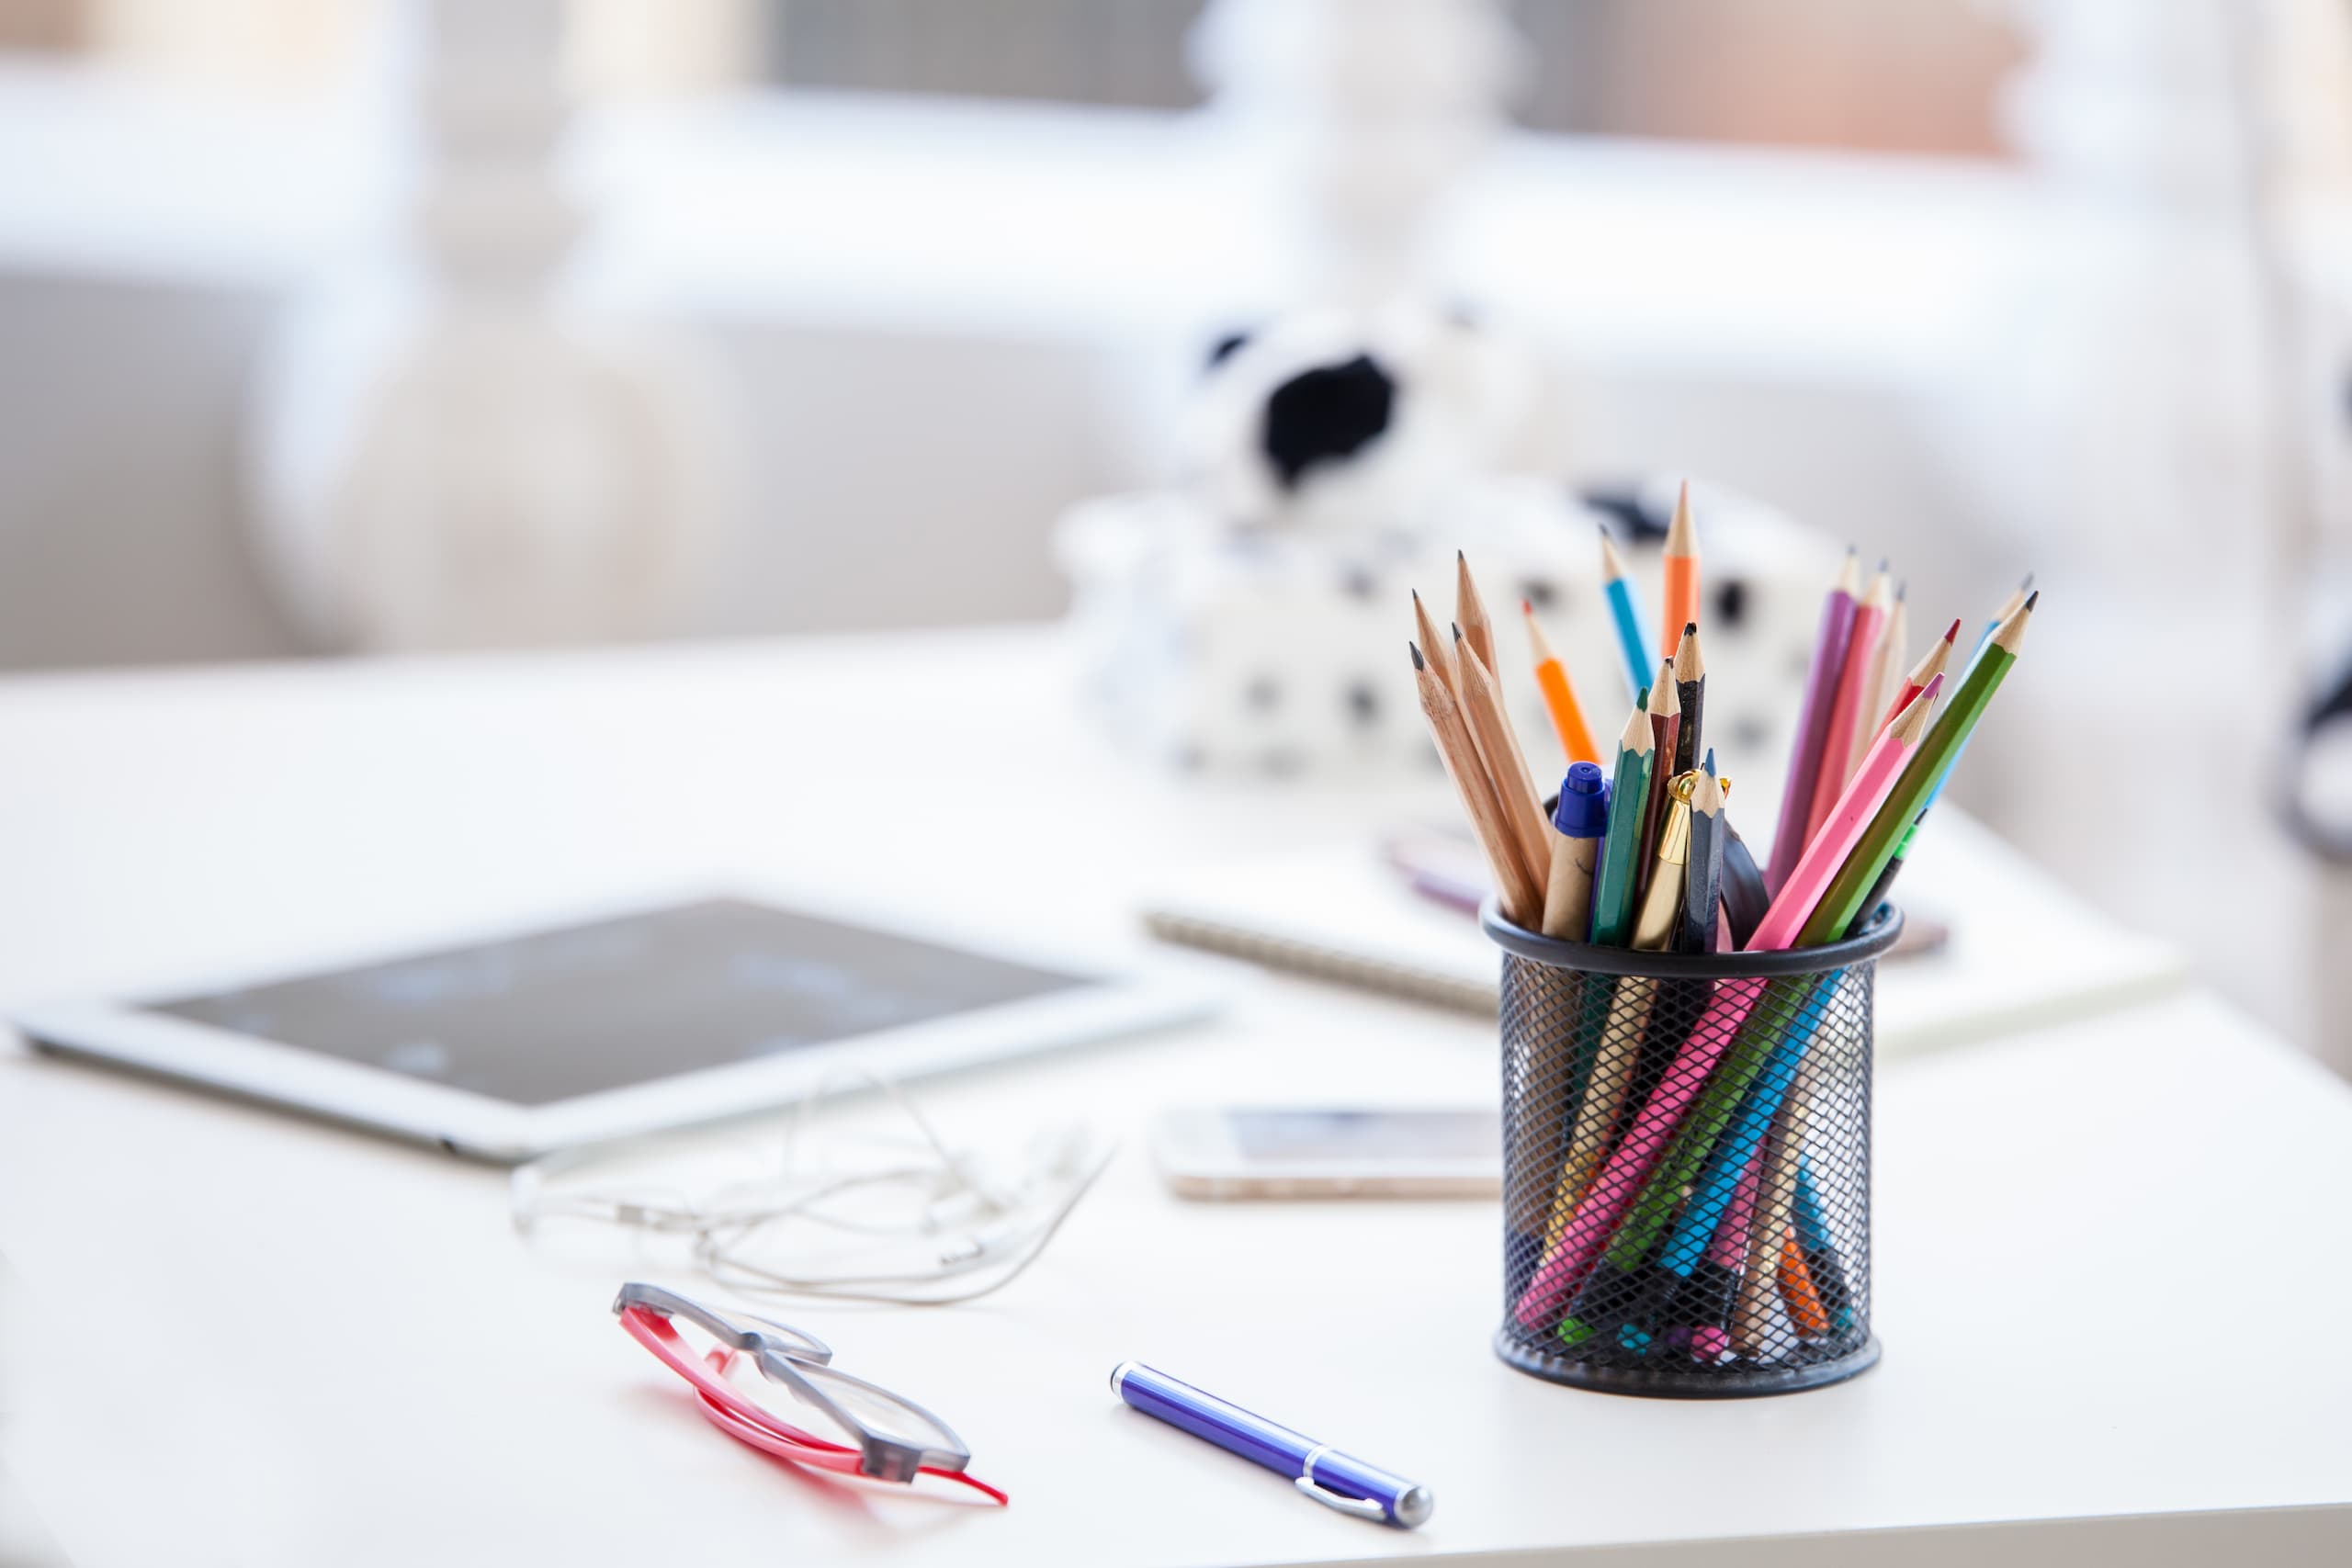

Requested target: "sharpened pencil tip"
[
  {"left": 1409, "top": 641, "right": 1424, "bottom": 671},
  {"left": 1410, "top": 587, "right": 1421, "bottom": 604},
  {"left": 2024, "top": 589, "right": 2040, "bottom": 610},
  {"left": 1876, "top": 558, "right": 1890, "bottom": 572},
  {"left": 1685, "top": 621, "right": 1697, "bottom": 636},
  {"left": 1456, "top": 548, "right": 1465, "bottom": 564},
  {"left": 1521, "top": 598, "right": 1532, "bottom": 616},
  {"left": 1943, "top": 617, "right": 1962, "bottom": 641},
  {"left": 1451, "top": 621, "right": 1464, "bottom": 641}
]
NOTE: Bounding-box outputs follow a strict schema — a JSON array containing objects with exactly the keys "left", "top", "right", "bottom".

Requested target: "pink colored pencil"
[
  {"left": 1765, "top": 549, "right": 1860, "bottom": 897},
  {"left": 1690, "top": 1148, "right": 1766, "bottom": 1360},
  {"left": 1801, "top": 563, "right": 1893, "bottom": 845},
  {"left": 1747, "top": 673, "right": 1939, "bottom": 953}
]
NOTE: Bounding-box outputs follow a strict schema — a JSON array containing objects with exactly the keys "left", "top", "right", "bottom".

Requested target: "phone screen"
[{"left": 1226, "top": 1108, "right": 1498, "bottom": 1165}]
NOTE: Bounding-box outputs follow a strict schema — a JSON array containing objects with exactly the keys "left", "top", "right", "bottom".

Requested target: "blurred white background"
[{"left": 0, "top": 0, "right": 2348, "bottom": 1060}]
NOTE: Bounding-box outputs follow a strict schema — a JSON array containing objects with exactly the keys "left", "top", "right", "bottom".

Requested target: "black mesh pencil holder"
[{"left": 1484, "top": 903, "right": 1903, "bottom": 1398}]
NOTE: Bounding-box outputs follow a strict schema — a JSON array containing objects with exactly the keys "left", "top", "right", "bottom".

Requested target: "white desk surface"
[{"left": 1, "top": 627, "right": 2346, "bottom": 1566}]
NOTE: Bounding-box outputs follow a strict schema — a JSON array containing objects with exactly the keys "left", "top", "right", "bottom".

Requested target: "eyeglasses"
[{"left": 613, "top": 1282, "right": 1006, "bottom": 1504}]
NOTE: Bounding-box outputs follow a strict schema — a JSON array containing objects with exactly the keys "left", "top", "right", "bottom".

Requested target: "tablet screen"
[{"left": 142, "top": 899, "right": 1089, "bottom": 1107}]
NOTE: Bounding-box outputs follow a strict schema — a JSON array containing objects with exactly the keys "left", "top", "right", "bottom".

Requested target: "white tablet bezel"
[{"left": 12, "top": 889, "right": 1223, "bottom": 1163}]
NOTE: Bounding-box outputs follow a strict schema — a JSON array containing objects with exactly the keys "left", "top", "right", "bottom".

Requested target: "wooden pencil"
[
  {"left": 1523, "top": 601, "right": 1600, "bottom": 764},
  {"left": 1455, "top": 551, "right": 1498, "bottom": 681},
  {"left": 1452, "top": 625, "right": 1553, "bottom": 906},
  {"left": 1659, "top": 480, "right": 1701, "bottom": 663},
  {"left": 1680, "top": 768, "right": 1725, "bottom": 954},
  {"left": 1412, "top": 642, "right": 1542, "bottom": 927},
  {"left": 1846, "top": 588, "right": 1905, "bottom": 781},
  {"left": 1879, "top": 616, "right": 1960, "bottom": 735},
  {"left": 1671, "top": 622, "right": 1705, "bottom": 776},
  {"left": 1766, "top": 547, "right": 1860, "bottom": 897},
  {"left": 1636, "top": 660, "right": 1681, "bottom": 892},
  {"left": 1589, "top": 700, "right": 1657, "bottom": 947},
  {"left": 1802, "top": 561, "right": 1893, "bottom": 843},
  {"left": 1411, "top": 590, "right": 1456, "bottom": 700},
  {"left": 1599, "top": 526, "right": 1653, "bottom": 705}
]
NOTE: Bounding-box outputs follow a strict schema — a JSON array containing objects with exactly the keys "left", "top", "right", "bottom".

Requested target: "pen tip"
[{"left": 1408, "top": 641, "right": 1424, "bottom": 671}]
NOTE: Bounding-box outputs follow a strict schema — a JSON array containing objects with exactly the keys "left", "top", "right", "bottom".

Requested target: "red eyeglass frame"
[{"left": 616, "top": 1297, "right": 1008, "bottom": 1505}]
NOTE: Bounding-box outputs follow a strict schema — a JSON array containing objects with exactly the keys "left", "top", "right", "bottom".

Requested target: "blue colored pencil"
[{"left": 1599, "top": 526, "right": 1653, "bottom": 705}]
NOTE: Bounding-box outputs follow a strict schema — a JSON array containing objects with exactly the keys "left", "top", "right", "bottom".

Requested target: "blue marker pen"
[{"left": 1110, "top": 1362, "right": 1433, "bottom": 1528}]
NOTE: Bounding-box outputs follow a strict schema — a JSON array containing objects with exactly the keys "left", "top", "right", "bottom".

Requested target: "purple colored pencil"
[{"left": 1765, "top": 549, "right": 1860, "bottom": 896}]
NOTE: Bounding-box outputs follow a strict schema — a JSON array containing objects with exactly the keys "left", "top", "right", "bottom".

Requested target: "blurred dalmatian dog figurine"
[{"left": 1057, "top": 300, "right": 1829, "bottom": 780}]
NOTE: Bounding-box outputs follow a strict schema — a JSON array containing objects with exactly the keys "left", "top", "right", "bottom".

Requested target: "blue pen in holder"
[{"left": 1485, "top": 902, "right": 1902, "bottom": 1398}]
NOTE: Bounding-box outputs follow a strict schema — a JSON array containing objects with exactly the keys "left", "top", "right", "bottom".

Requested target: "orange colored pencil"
[
  {"left": 1776, "top": 1225, "right": 1830, "bottom": 1339},
  {"left": 1522, "top": 601, "right": 1600, "bottom": 764},
  {"left": 1659, "top": 480, "right": 1701, "bottom": 660}
]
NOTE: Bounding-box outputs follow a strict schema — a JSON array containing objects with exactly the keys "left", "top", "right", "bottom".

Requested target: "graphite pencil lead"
[
  {"left": 1409, "top": 641, "right": 1425, "bottom": 671},
  {"left": 1673, "top": 625, "right": 1706, "bottom": 682}
]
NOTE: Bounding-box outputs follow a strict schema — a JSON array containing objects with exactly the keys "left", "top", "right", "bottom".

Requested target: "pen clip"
[{"left": 1295, "top": 1474, "right": 1387, "bottom": 1521}]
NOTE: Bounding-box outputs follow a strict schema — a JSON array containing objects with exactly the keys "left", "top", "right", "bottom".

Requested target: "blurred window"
[{"left": 0, "top": 0, "right": 2024, "bottom": 157}]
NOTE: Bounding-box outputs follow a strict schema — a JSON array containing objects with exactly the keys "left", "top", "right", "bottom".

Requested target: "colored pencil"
[
  {"left": 1523, "top": 601, "right": 1600, "bottom": 765},
  {"left": 1846, "top": 587, "right": 1905, "bottom": 781},
  {"left": 1791, "top": 1154, "right": 1856, "bottom": 1334},
  {"left": 1659, "top": 481, "right": 1701, "bottom": 664},
  {"left": 1636, "top": 662, "right": 1680, "bottom": 891},
  {"left": 1880, "top": 617, "right": 1960, "bottom": 735},
  {"left": 1599, "top": 525, "right": 1653, "bottom": 705},
  {"left": 1589, "top": 701, "right": 1657, "bottom": 947},
  {"left": 1455, "top": 550, "right": 1498, "bottom": 679},
  {"left": 1795, "top": 592, "right": 2037, "bottom": 946},
  {"left": 1803, "top": 561, "right": 1893, "bottom": 843},
  {"left": 1410, "top": 590, "right": 1455, "bottom": 699},
  {"left": 1766, "top": 548, "right": 1860, "bottom": 896},
  {"left": 1731, "top": 1110, "right": 1804, "bottom": 1358},
  {"left": 1453, "top": 625, "right": 1552, "bottom": 910},
  {"left": 1671, "top": 623, "right": 1705, "bottom": 776},
  {"left": 1747, "top": 675, "right": 1939, "bottom": 953},
  {"left": 1777, "top": 1225, "right": 1830, "bottom": 1339},
  {"left": 1679, "top": 769, "right": 1724, "bottom": 955},
  {"left": 1411, "top": 642, "right": 1542, "bottom": 927},
  {"left": 1689, "top": 1149, "right": 1766, "bottom": 1359},
  {"left": 1915, "top": 575, "right": 2034, "bottom": 824}
]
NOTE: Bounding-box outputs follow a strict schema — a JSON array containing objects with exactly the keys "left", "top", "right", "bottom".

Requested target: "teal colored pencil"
[
  {"left": 1589, "top": 700, "right": 1657, "bottom": 946},
  {"left": 1599, "top": 526, "right": 1653, "bottom": 705}
]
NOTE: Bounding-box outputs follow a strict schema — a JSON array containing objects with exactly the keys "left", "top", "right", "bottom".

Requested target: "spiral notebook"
[{"left": 1142, "top": 810, "right": 2187, "bottom": 1055}]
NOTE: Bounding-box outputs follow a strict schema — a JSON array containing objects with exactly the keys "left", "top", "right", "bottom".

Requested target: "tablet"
[{"left": 15, "top": 897, "right": 1218, "bottom": 1162}]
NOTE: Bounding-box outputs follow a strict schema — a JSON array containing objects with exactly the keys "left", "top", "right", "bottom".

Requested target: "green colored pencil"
[
  {"left": 1794, "top": 591, "right": 2037, "bottom": 945},
  {"left": 1589, "top": 700, "right": 1657, "bottom": 947}
]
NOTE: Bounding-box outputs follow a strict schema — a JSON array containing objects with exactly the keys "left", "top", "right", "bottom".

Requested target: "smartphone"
[{"left": 1151, "top": 1106, "right": 1499, "bottom": 1200}]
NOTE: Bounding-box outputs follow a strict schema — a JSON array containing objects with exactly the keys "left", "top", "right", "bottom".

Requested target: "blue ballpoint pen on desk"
[{"left": 1110, "top": 1362, "right": 1434, "bottom": 1528}]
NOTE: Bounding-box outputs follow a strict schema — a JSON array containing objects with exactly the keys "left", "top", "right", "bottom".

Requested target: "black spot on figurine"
[
  {"left": 1245, "top": 673, "right": 1283, "bottom": 712},
  {"left": 1714, "top": 578, "right": 1748, "bottom": 629},
  {"left": 1206, "top": 329, "right": 1251, "bottom": 370},
  {"left": 1261, "top": 355, "right": 1396, "bottom": 490},
  {"left": 1345, "top": 681, "right": 1381, "bottom": 727},
  {"left": 1577, "top": 482, "right": 1672, "bottom": 542}
]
